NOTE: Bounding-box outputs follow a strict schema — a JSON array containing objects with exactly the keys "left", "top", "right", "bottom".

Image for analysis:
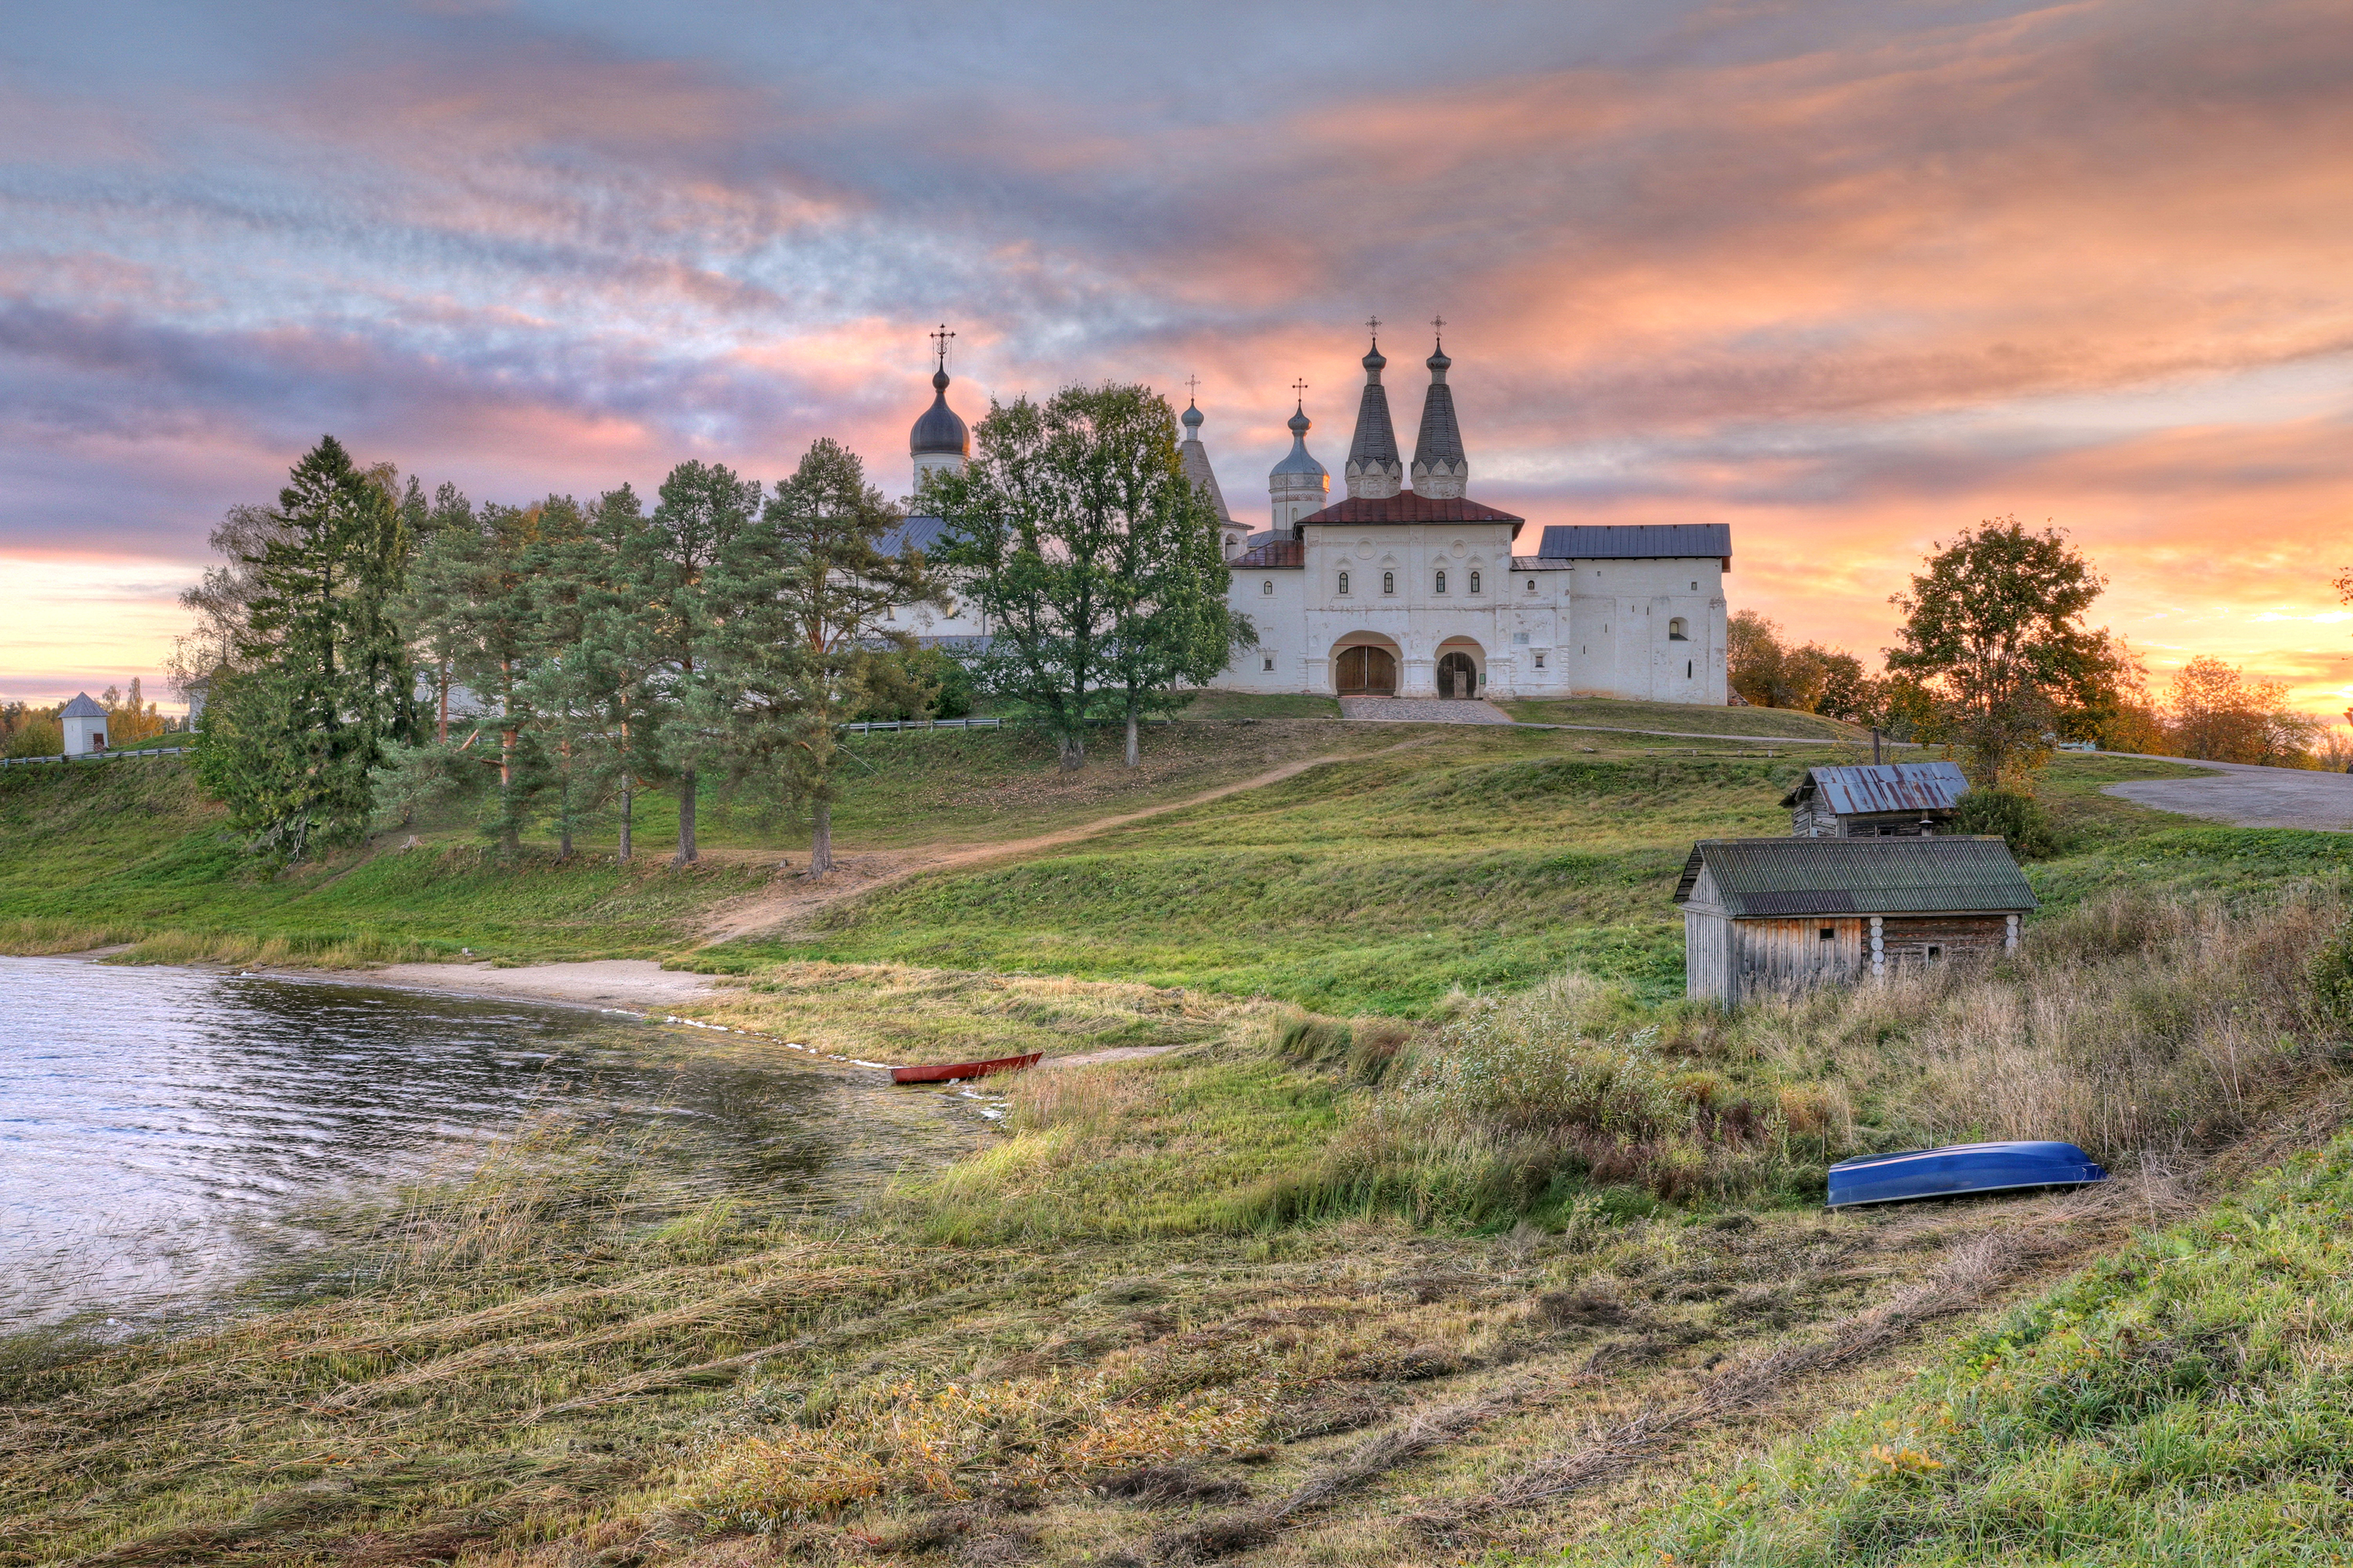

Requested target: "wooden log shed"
[
  {"left": 1780, "top": 759, "right": 1969, "bottom": 839},
  {"left": 1674, "top": 837, "right": 2038, "bottom": 1008}
]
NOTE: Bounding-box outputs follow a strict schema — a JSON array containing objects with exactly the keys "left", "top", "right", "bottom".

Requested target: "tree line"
[
  {"left": 1729, "top": 516, "right": 2347, "bottom": 778},
  {"left": 176, "top": 384, "right": 1247, "bottom": 867}
]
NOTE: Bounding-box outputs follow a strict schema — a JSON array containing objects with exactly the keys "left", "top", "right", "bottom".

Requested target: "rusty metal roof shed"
[
  {"left": 1674, "top": 837, "right": 2038, "bottom": 918},
  {"left": 1779, "top": 760, "right": 1970, "bottom": 816}
]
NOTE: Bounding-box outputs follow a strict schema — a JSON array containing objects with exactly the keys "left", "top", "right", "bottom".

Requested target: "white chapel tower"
[
  {"left": 909, "top": 324, "right": 970, "bottom": 492},
  {"left": 1267, "top": 390, "right": 1329, "bottom": 537}
]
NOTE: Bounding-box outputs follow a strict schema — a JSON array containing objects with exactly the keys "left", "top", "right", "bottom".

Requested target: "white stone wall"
[
  {"left": 1208, "top": 536, "right": 1727, "bottom": 704},
  {"left": 1560, "top": 557, "right": 1727, "bottom": 704},
  {"left": 1224, "top": 567, "right": 1308, "bottom": 690}
]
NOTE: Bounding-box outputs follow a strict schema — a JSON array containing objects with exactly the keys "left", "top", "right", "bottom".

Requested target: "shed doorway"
[
  {"left": 1437, "top": 651, "right": 1478, "bottom": 698},
  {"left": 1334, "top": 645, "right": 1398, "bottom": 695}
]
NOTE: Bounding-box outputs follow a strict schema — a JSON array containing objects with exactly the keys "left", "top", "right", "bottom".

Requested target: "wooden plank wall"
[{"left": 1732, "top": 916, "right": 1868, "bottom": 1003}]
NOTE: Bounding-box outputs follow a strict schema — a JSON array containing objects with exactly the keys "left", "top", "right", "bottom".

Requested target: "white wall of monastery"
[{"left": 1213, "top": 537, "right": 1726, "bottom": 703}]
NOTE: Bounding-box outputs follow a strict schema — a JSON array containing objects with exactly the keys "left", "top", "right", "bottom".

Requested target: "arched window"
[
  {"left": 1261, "top": 579, "right": 1274, "bottom": 595},
  {"left": 1382, "top": 570, "right": 1396, "bottom": 595},
  {"left": 1435, "top": 570, "right": 1448, "bottom": 594},
  {"left": 1525, "top": 577, "right": 1536, "bottom": 593},
  {"left": 1338, "top": 570, "right": 1351, "bottom": 596},
  {"left": 1668, "top": 617, "right": 1689, "bottom": 641},
  {"left": 1468, "top": 570, "right": 1482, "bottom": 595}
]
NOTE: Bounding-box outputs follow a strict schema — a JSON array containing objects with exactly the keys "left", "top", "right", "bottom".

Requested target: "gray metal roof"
[
  {"left": 1674, "top": 837, "right": 2037, "bottom": 917},
  {"left": 1535, "top": 524, "right": 1732, "bottom": 564},
  {"left": 1271, "top": 404, "right": 1327, "bottom": 479},
  {"left": 60, "top": 692, "right": 105, "bottom": 717},
  {"left": 1779, "top": 760, "right": 1970, "bottom": 815},
  {"left": 877, "top": 515, "right": 960, "bottom": 559}
]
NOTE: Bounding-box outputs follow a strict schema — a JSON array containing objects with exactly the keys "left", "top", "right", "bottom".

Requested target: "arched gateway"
[{"left": 1331, "top": 635, "right": 1399, "bottom": 695}]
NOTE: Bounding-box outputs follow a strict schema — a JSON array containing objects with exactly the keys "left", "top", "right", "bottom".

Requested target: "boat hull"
[
  {"left": 1828, "top": 1140, "right": 2106, "bottom": 1209},
  {"left": 889, "top": 1051, "right": 1044, "bottom": 1084}
]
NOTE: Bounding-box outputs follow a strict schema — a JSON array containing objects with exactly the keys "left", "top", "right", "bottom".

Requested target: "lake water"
[{"left": 0, "top": 956, "right": 955, "bottom": 1333}]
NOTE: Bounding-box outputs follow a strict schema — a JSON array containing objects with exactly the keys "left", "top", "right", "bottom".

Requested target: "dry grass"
[{"left": 0, "top": 916, "right": 115, "bottom": 953}]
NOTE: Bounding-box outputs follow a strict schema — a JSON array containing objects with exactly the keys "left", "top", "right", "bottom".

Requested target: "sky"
[{"left": 3, "top": 0, "right": 2349, "bottom": 718}]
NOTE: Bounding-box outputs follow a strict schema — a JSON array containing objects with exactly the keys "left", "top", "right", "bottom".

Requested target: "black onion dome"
[{"left": 910, "top": 368, "right": 969, "bottom": 458}]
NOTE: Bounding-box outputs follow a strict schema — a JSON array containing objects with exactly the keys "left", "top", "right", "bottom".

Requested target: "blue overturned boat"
[{"left": 1828, "top": 1141, "right": 2107, "bottom": 1209}]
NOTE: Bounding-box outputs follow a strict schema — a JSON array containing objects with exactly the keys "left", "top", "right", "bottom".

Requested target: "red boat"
[{"left": 889, "top": 1051, "right": 1043, "bottom": 1084}]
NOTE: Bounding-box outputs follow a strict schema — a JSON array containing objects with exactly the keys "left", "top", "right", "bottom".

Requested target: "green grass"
[
  {"left": 718, "top": 737, "right": 2302, "bottom": 1017},
  {"left": 1499, "top": 696, "right": 1871, "bottom": 742},
  {"left": 0, "top": 722, "right": 1385, "bottom": 964},
  {"left": 1171, "top": 690, "right": 1344, "bottom": 721},
  {"left": 1552, "top": 1128, "right": 2353, "bottom": 1567},
  {"left": 0, "top": 759, "right": 767, "bottom": 962},
  {"left": 722, "top": 733, "right": 1824, "bottom": 1013}
]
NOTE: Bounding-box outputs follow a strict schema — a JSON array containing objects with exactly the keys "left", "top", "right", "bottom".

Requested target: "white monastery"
[{"left": 892, "top": 324, "right": 1731, "bottom": 705}]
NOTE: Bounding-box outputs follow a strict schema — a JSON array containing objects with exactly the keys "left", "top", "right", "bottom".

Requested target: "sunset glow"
[{"left": 4, "top": 1, "right": 2348, "bottom": 717}]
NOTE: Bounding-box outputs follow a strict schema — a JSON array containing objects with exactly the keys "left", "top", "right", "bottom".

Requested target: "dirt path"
[
  {"left": 2102, "top": 754, "right": 2353, "bottom": 831},
  {"left": 699, "top": 737, "right": 1436, "bottom": 945}
]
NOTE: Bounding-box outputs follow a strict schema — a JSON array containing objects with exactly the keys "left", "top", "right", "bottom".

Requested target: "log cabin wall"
[{"left": 1874, "top": 913, "right": 2012, "bottom": 970}]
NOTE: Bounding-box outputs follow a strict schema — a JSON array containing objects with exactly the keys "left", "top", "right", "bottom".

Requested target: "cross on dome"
[{"left": 929, "top": 323, "right": 954, "bottom": 373}]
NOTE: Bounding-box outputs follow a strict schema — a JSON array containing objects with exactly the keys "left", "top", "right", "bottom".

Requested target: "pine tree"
[
  {"left": 701, "top": 439, "right": 932, "bottom": 876},
  {"left": 647, "top": 461, "right": 760, "bottom": 864},
  {"left": 194, "top": 435, "right": 416, "bottom": 860}
]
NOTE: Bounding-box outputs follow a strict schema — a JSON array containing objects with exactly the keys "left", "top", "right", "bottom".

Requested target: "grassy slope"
[
  {"left": 1553, "top": 1128, "right": 2353, "bottom": 1567},
  {"left": 721, "top": 740, "right": 2313, "bottom": 1017},
  {"left": 1499, "top": 696, "right": 1871, "bottom": 741},
  {"left": 724, "top": 731, "right": 1815, "bottom": 1013},
  {"left": 0, "top": 720, "right": 1387, "bottom": 962},
  {"left": 10, "top": 730, "right": 2353, "bottom": 1565}
]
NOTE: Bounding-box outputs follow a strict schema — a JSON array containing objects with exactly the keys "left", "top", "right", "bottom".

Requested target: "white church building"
[{"left": 890, "top": 326, "right": 1731, "bottom": 705}]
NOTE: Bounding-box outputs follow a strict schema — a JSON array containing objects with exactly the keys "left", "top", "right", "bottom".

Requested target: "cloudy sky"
[{"left": 4, "top": 0, "right": 2349, "bottom": 716}]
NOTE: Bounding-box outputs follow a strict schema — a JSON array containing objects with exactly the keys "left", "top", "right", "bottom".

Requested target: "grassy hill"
[
  {"left": 1498, "top": 695, "right": 1873, "bottom": 742},
  {"left": 8, "top": 714, "right": 2353, "bottom": 1566}
]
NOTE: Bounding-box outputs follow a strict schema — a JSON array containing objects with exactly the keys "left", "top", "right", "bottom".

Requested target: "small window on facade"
[
  {"left": 1690, "top": 580, "right": 1698, "bottom": 590},
  {"left": 1533, "top": 653, "right": 1545, "bottom": 669},
  {"left": 1468, "top": 570, "right": 1482, "bottom": 595},
  {"left": 1818, "top": 927, "right": 1835, "bottom": 941},
  {"left": 1261, "top": 579, "right": 1274, "bottom": 595},
  {"left": 1687, "top": 659, "right": 1694, "bottom": 679},
  {"left": 1926, "top": 945, "right": 1943, "bottom": 962},
  {"left": 1668, "top": 617, "right": 1688, "bottom": 640},
  {"left": 1434, "top": 570, "right": 1447, "bottom": 594},
  {"left": 1382, "top": 570, "right": 1396, "bottom": 595},
  {"left": 1263, "top": 656, "right": 1275, "bottom": 671},
  {"left": 1525, "top": 577, "right": 1536, "bottom": 592},
  {"left": 885, "top": 604, "right": 896, "bottom": 620},
  {"left": 1338, "top": 570, "right": 1350, "bottom": 595}
]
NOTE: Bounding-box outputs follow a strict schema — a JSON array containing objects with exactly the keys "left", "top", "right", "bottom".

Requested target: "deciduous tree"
[
  {"left": 1884, "top": 517, "right": 2107, "bottom": 790},
  {"left": 928, "top": 384, "right": 1240, "bottom": 770},
  {"left": 2165, "top": 656, "right": 2321, "bottom": 767}
]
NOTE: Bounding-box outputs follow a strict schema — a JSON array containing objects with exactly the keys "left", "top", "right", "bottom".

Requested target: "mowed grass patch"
[{"left": 735, "top": 734, "right": 1850, "bottom": 1013}]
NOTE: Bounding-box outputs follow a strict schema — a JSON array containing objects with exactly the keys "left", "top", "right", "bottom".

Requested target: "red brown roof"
[
  {"left": 1231, "top": 537, "right": 1304, "bottom": 568},
  {"left": 1297, "top": 494, "right": 1525, "bottom": 527}
]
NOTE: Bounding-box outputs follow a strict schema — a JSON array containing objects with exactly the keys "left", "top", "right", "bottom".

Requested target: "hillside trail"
[{"left": 698, "top": 735, "right": 1438, "bottom": 946}]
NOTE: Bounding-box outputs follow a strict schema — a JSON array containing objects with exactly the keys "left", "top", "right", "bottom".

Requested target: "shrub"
[
  {"left": 1949, "top": 787, "right": 2061, "bottom": 858},
  {"left": 2313, "top": 914, "right": 2353, "bottom": 1031}
]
